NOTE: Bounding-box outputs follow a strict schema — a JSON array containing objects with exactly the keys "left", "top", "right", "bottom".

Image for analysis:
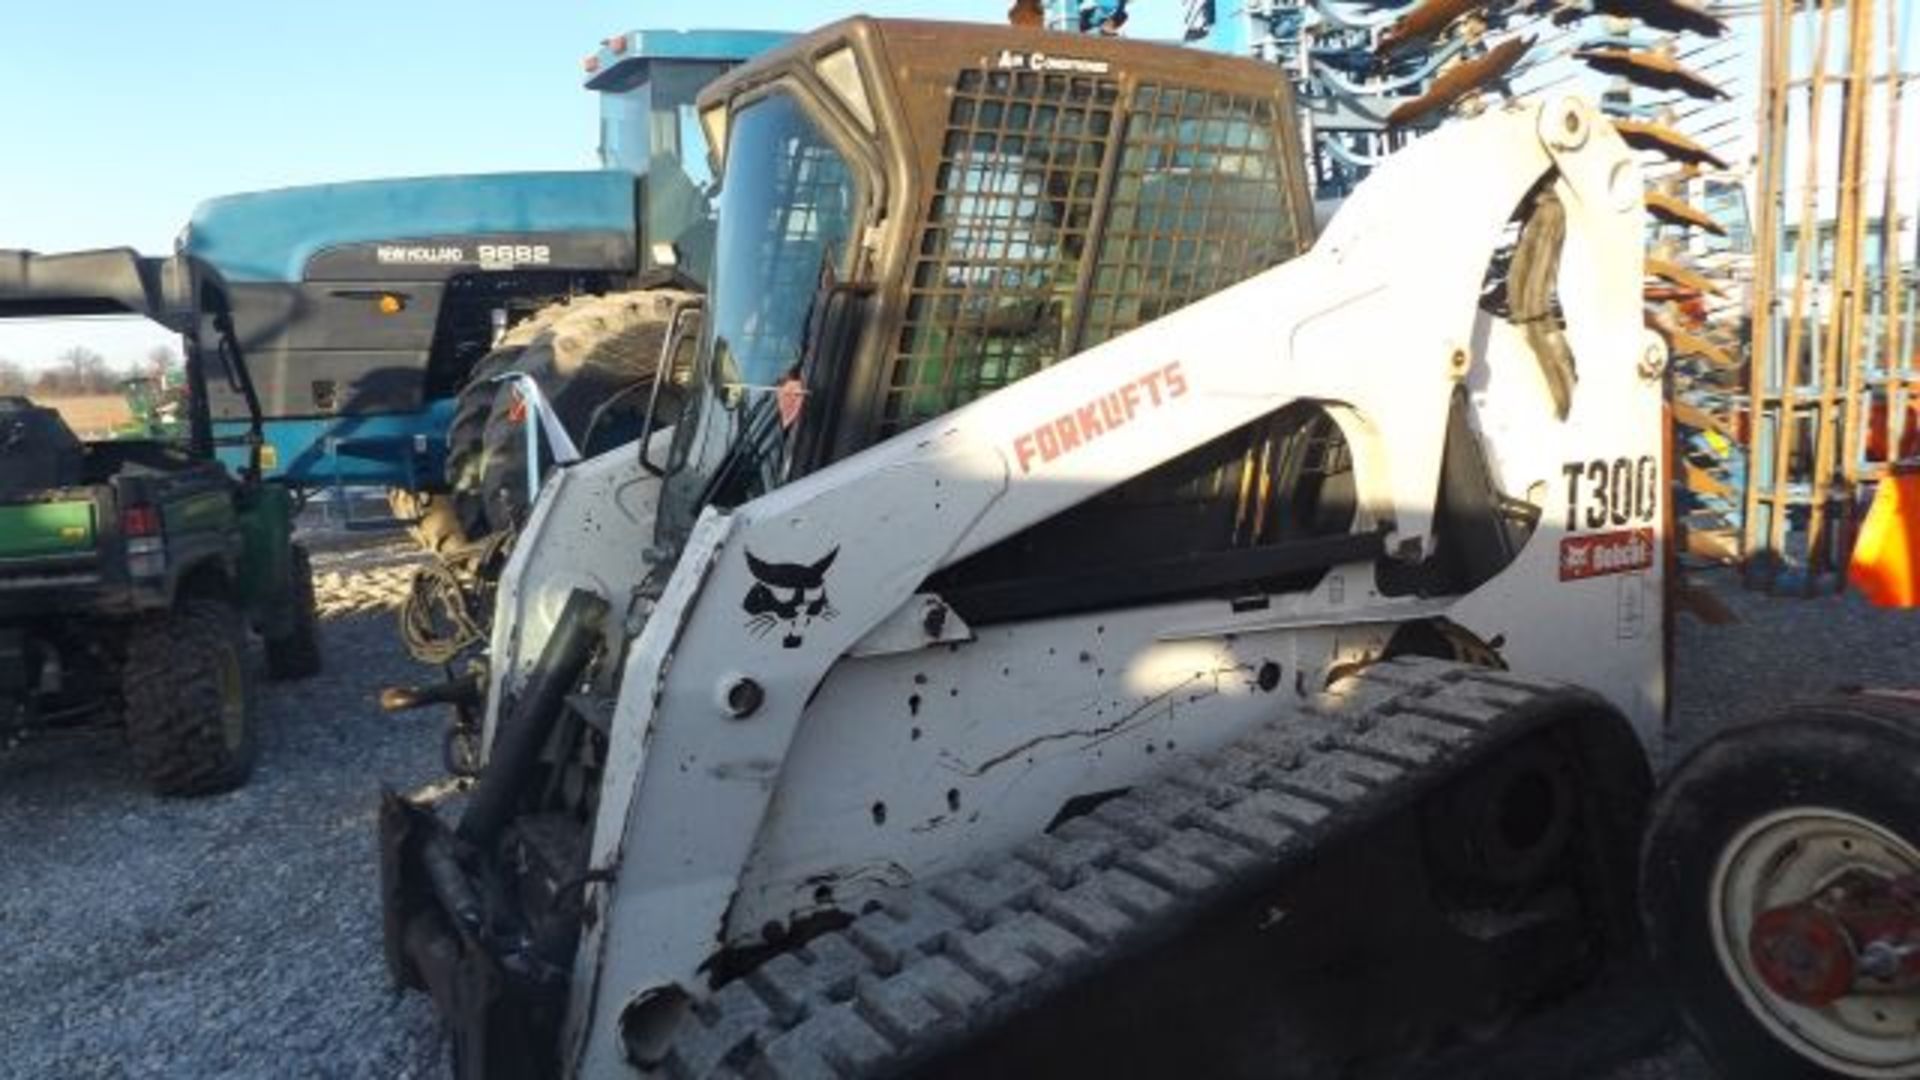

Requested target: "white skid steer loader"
[{"left": 379, "top": 18, "right": 1667, "bottom": 1078}]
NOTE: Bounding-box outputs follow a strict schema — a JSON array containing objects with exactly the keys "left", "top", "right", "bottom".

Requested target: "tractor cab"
[{"left": 586, "top": 29, "right": 794, "bottom": 282}]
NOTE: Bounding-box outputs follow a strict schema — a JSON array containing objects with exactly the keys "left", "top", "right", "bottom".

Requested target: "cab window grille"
[
  {"left": 1081, "top": 85, "right": 1295, "bottom": 348},
  {"left": 882, "top": 73, "right": 1298, "bottom": 438},
  {"left": 733, "top": 140, "right": 858, "bottom": 383},
  {"left": 882, "top": 69, "right": 1120, "bottom": 435}
]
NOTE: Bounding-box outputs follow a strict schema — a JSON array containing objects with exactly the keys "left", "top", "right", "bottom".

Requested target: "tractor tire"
[
  {"left": 473, "top": 289, "right": 693, "bottom": 535},
  {"left": 1641, "top": 695, "right": 1920, "bottom": 1080},
  {"left": 444, "top": 301, "right": 579, "bottom": 543},
  {"left": 121, "top": 598, "right": 257, "bottom": 797},
  {"left": 264, "top": 543, "right": 322, "bottom": 680}
]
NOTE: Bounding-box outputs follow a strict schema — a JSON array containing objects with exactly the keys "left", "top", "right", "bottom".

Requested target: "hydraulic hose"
[{"left": 456, "top": 588, "right": 609, "bottom": 847}]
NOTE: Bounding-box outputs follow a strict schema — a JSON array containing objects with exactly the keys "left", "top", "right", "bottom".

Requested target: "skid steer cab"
[
  {"left": 0, "top": 249, "right": 321, "bottom": 795},
  {"left": 380, "top": 18, "right": 1668, "bottom": 1077}
]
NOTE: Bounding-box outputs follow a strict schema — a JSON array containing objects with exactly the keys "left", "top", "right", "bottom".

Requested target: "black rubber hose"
[{"left": 457, "top": 588, "right": 609, "bottom": 847}]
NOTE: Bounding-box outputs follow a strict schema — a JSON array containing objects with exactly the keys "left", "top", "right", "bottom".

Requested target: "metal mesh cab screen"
[
  {"left": 882, "top": 69, "right": 1296, "bottom": 436},
  {"left": 1083, "top": 86, "right": 1294, "bottom": 347},
  {"left": 883, "top": 69, "right": 1119, "bottom": 434}
]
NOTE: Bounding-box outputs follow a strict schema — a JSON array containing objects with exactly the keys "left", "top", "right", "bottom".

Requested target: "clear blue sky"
[{"left": 0, "top": 1, "right": 1182, "bottom": 370}]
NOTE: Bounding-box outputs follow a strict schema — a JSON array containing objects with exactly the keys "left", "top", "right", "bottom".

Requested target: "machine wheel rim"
[{"left": 1710, "top": 807, "right": 1920, "bottom": 1077}]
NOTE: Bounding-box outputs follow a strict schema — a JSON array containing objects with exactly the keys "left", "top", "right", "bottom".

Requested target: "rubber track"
[
  {"left": 658, "top": 657, "right": 1604, "bottom": 1078},
  {"left": 122, "top": 598, "right": 255, "bottom": 796}
]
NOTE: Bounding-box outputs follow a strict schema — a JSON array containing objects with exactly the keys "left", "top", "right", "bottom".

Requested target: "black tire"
[
  {"left": 122, "top": 598, "right": 257, "bottom": 797},
  {"left": 444, "top": 302, "right": 577, "bottom": 542},
  {"left": 1641, "top": 695, "right": 1920, "bottom": 1080},
  {"left": 265, "top": 543, "right": 322, "bottom": 680},
  {"left": 474, "top": 289, "right": 693, "bottom": 534}
]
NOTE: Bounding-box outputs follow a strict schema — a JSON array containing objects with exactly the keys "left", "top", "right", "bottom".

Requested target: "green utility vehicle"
[{"left": 0, "top": 248, "right": 320, "bottom": 795}]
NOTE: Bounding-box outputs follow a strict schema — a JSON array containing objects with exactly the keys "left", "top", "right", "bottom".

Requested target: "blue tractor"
[{"left": 186, "top": 29, "right": 786, "bottom": 550}]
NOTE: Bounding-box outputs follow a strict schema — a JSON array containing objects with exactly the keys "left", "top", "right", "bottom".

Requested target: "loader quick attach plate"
[
  {"left": 653, "top": 658, "right": 1653, "bottom": 1078},
  {"left": 379, "top": 792, "right": 566, "bottom": 1079}
]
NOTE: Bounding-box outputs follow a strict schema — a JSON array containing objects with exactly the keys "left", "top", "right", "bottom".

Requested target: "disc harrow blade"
[
  {"left": 1683, "top": 460, "right": 1732, "bottom": 498},
  {"left": 1646, "top": 255, "right": 1725, "bottom": 298},
  {"left": 1612, "top": 119, "right": 1730, "bottom": 169},
  {"left": 1591, "top": 0, "right": 1727, "bottom": 38},
  {"left": 1672, "top": 398, "right": 1733, "bottom": 438},
  {"left": 1387, "top": 36, "right": 1533, "bottom": 126},
  {"left": 1576, "top": 46, "right": 1730, "bottom": 100},
  {"left": 1377, "top": 0, "right": 1498, "bottom": 56},
  {"left": 1646, "top": 190, "right": 1728, "bottom": 235},
  {"left": 1648, "top": 309, "right": 1737, "bottom": 368}
]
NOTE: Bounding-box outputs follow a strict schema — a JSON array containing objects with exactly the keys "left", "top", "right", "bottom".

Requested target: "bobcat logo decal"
[{"left": 742, "top": 548, "right": 838, "bottom": 649}]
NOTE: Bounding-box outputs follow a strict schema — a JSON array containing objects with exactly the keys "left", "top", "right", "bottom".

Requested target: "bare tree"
[
  {"left": 41, "top": 345, "right": 114, "bottom": 395},
  {"left": 0, "top": 359, "right": 26, "bottom": 396}
]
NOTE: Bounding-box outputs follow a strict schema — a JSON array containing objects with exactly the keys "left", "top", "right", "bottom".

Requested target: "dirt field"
[{"left": 37, "top": 394, "right": 132, "bottom": 438}]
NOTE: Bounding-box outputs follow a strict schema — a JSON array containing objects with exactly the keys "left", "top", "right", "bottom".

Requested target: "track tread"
[{"left": 661, "top": 659, "right": 1601, "bottom": 1077}]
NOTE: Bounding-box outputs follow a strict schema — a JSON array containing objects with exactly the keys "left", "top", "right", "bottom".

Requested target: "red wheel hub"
[{"left": 1749, "top": 903, "right": 1857, "bottom": 1006}]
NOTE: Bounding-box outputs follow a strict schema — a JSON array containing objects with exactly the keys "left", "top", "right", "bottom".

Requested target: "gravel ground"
[
  {"left": 0, "top": 535, "right": 450, "bottom": 1079},
  {"left": 3, "top": 550, "right": 1905, "bottom": 1078}
]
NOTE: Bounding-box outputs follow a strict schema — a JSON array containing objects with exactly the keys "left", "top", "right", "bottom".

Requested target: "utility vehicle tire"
[
  {"left": 473, "top": 289, "right": 693, "bottom": 535},
  {"left": 444, "top": 301, "right": 577, "bottom": 543},
  {"left": 122, "top": 598, "right": 257, "bottom": 797},
  {"left": 1641, "top": 695, "right": 1920, "bottom": 1080},
  {"left": 265, "top": 543, "right": 322, "bottom": 680}
]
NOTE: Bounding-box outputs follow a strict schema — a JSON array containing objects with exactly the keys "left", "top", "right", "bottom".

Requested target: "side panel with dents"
[
  {"left": 727, "top": 592, "right": 1396, "bottom": 937},
  {"left": 1444, "top": 119, "right": 1669, "bottom": 759},
  {"left": 1447, "top": 313, "right": 1668, "bottom": 758},
  {"left": 570, "top": 441, "right": 1007, "bottom": 1070}
]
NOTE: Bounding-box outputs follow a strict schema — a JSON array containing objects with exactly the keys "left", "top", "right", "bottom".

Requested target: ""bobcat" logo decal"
[{"left": 742, "top": 548, "right": 838, "bottom": 649}]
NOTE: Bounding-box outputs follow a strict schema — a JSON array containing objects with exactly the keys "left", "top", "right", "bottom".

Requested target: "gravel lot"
[
  {"left": 5, "top": 548, "right": 1905, "bottom": 1079},
  {"left": 0, "top": 536, "right": 449, "bottom": 1079}
]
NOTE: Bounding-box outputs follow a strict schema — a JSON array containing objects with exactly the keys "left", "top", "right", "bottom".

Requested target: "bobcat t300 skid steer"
[{"left": 381, "top": 18, "right": 1667, "bottom": 1078}]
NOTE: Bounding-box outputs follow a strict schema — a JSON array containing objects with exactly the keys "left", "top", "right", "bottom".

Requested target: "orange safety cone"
[{"left": 1849, "top": 465, "right": 1920, "bottom": 607}]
